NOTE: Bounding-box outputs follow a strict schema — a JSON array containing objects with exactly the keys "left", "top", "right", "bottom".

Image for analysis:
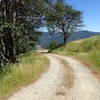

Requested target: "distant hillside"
[{"left": 38, "top": 30, "right": 100, "bottom": 48}]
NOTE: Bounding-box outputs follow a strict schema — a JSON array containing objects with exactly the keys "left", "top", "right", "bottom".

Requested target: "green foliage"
[
  {"left": 0, "top": 0, "right": 52, "bottom": 65},
  {"left": 0, "top": 19, "right": 40, "bottom": 66},
  {"left": 48, "top": 40, "right": 60, "bottom": 49}
]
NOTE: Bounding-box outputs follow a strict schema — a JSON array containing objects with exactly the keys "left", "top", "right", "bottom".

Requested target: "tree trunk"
[
  {"left": 10, "top": 31, "right": 16, "bottom": 63},
  {"left": 62, "top": 23, "right": 71, "bottom": 44},
  {"left": 10, "top": 3, "right": 17, "bottom": 62},
  {"left": 63, "top": 32, "right": 66, "bottom": 44},
  {"left": 4, "top": 0, "right": 17, "bottom": 63}
]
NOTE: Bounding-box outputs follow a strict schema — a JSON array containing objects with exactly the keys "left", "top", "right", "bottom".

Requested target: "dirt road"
[
  {"left": 7, "top": 54, "right": 100, "bottom": 100},
  {"left": 8, "top": 54, "right": 64, "bottom": 100},
  {"left": 52, "top": 54, "right": 100, "bottom": 100}
]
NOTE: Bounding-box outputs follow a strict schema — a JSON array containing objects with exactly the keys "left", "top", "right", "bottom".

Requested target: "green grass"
[
  {"left": 52, "top": 35, "right": 100, "bottom": 73},
  {"left": 0, "top": 51, "right": 49, "bottom": 100}
]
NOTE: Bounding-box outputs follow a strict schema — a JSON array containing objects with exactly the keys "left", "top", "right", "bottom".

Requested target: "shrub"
[{"left": 48, "top": 40, "right": 60, "bottom": 50}]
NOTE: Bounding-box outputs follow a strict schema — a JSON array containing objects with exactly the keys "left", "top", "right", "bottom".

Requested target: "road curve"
[
  {"left": 7, "top": 54, "right": 100, "bottom": 100},
  {"left": 7, "top": 54, "right": 64, "bottom": 100}
]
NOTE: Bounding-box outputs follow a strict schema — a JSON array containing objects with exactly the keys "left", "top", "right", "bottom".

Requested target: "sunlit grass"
[
  {"left": 0, "top": 51, "right": 49, "bottom": 100},
  {"left": 52, "top": 35, "right": 100, "bottom": 72}
]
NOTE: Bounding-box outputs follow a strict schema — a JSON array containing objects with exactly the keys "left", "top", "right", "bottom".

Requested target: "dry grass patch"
[
  {"left": 56, "top": 58, "right": 74, "bottom": 96},
  {"left": 61, "top": 59, "right": 74, "bottom": 89}
]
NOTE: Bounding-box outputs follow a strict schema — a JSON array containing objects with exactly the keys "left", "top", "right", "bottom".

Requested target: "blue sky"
[{"left": 65, "top": 0, "right": 100, "bottom": 32}]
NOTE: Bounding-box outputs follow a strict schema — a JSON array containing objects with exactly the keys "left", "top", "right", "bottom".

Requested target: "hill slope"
[{"left": 51, "top": 35, "right": 100, "bottom": 79}]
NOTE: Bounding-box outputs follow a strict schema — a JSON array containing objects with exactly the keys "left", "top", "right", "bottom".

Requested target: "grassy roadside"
[
  {"left": 0, "top": 51, "right": 49, "bottom": 100},
  {"left": 51, "top": 35, "right": 100, "bottom": 79}
]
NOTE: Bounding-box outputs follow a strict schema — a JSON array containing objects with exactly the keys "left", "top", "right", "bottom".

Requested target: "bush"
[{"left": 48, "top": 40, "right": 59, "bottom": 50}]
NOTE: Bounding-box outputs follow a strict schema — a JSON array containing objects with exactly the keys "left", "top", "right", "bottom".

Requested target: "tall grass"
[
  {"left": 52, "top": 35, "right": 100, "bottom": 72},
  {"left": 0, "top": 51, "right": 49, "bottom": 100}
]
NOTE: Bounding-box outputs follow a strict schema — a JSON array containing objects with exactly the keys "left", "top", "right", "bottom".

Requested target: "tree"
[
  {"left": 0, "top": 0, "right": 53, "bottom": 66},
  {"left": 46, "top": 0, "right": 83, "bottom": 44}
]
